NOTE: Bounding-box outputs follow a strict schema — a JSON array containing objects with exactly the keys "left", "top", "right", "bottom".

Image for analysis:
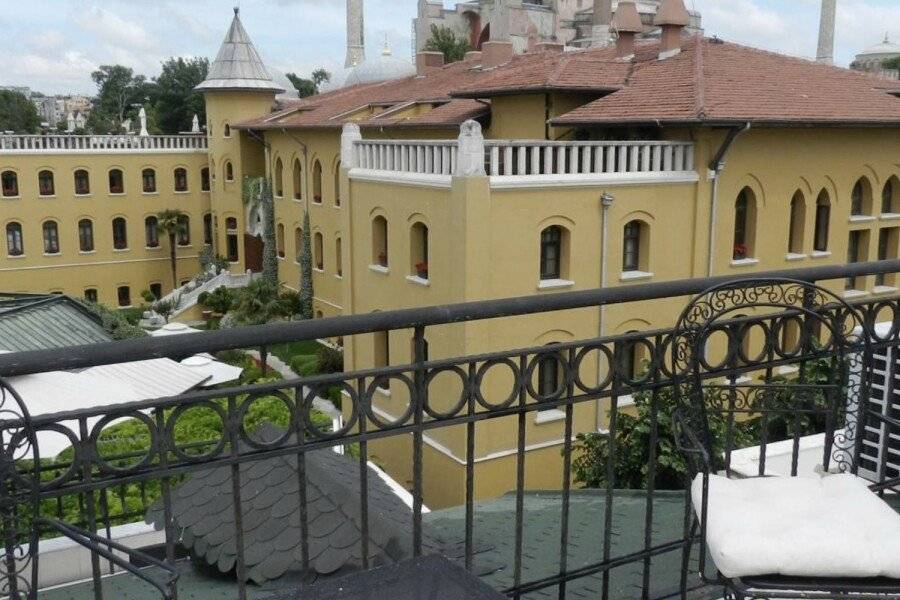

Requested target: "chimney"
[
  {"left": 816, "top": 0, "right": 837, "bottom": 64},
  {"left": 654, "top": 0, "right": 690, "bottom": 59},
  {"left": 612, "top": 2, "right": 643, "bottom": 59},
  {"left": 464, "top": 50, "right": 483, "bottom": 63},
  {"left": 416, "top": 51, "right": 445, "bottom": 76}
]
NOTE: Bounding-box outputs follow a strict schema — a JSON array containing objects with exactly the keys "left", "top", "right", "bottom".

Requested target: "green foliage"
[
  {"left": 286, "top": 68, "right": 332, "bottom": 98},
  {"left": 199, "top": 245, "right": 229, "bottom": 275},
  {"left": 316, "top": 345, "right": 344, "bottom": 374},
  {"left": 78, "top": 301, "right": 147, "bottom": 340},
  {"left": 0, "top": 91, "right": 40, "bottom": 133},
  {"left": 152, "top": 294, "right": 180, "bottom": 323},
  {"left": 141, "top": 289, "right": 157, "bottom": 303},
  {"left": 299, "top": 210, "right": 314, "bottom": 319},
  {"left": 290, "top": 354, "right": 319, "bottom": 377},
  {"left": 150, "top": 57, "right": 209, "bottom": 134},
  {"left": 199, "top": 286, "right": 236, "bottom": 315},
  {"left": 424, "top": 24, "right": 471, "bottom": 63},
  {"left": 242, "top": 176, "right": 278, "bottom": 286},
  {"left": 157, "top": 209, "right": 188, "bottom": 289},
  {"left": 571, "top": 359, "right": 834, "bottom": 490},
  {"left": 86, "top": 65, "right": 151, "bottom": 133},
  {"left": 231, "top": 279, "right": 290, "bottom": 326},
  {"left": 280, "top": 290, "right": 303, "bottom": 318}
]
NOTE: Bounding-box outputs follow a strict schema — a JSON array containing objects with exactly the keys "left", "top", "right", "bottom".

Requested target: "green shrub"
[
  {"left": 290, "top": 354, "right": 319, "bottom": 377},
  {"left": 316, "top": 345, "right": 344, "bottom": 374},
  {"left": 200, "top": 286, "right": 236, "bottom": 315},
  {"left": 141, "top": 289, "right": 156, "bottom": 303}
]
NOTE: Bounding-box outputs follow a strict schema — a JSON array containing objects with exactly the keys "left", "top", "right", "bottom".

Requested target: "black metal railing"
[{"left": 0, "top": 261, "right": 898, "bottom": 600}]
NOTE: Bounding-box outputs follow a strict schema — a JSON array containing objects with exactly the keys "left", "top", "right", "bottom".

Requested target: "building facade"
[{"left": 1, "top": 1, "right": 899, "bottom": 508}]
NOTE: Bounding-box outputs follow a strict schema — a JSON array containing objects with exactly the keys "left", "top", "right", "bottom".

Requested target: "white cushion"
[{"left": 691, "top": 473, "right": 900, "bottom": 579}]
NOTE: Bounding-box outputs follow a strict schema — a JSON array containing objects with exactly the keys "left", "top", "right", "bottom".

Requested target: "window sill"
[
  {"left": 108, "top": 192, "right": 126, "bottom": 197},
  {"left": 333, "top": 204, "right": 342, "bottom": 210},
  {"left": 843, "top": 289, "right": 868, "bottom": 299},
  {"left": 79, "top": 251, "right": 96, "bottom": 255},
  {"left": 113, "top": 248, "right": 131, "bottom": 253},
  {"left": 2, "top": 196, "right": 21, "bottom": 201},
  {"left": 534, "top": 409, "right": 566, "bottom": 425},
  {"left": 174, "top": 190, "right": 190, "bottom": 195},
  {"left": 880, "top": 213, "right": 900, "bottom": 221},
  {"left": 538, "top": 278, "right": 574, "bottom": 290},
  {"left": 369, "top": 264, "right": 389, "bottom": 275},
  {"left": 334, "top": 274, "right": 343, "bottom": 280},
  {"left": 810, "top": 250, "right": 832, "bottom": 258},
  {"left": 146, "top": 246, "right": 161, "bottom": 251},
  {"left": 201, "top": 189, "right": 210, "bottom": 194},
  {"left": 177, "top": 244, "right": 193, "bottom": 249},
  {"left": 849, "top": 215, "right": 876, "bottom": 223},
  {"left": 730, "top": 258, "right": 759, "bottom": 267},
  {"left": 872, "top": 285, "right": 897, "bottom": 295},
  {"left": 406, "top": 275, "right": 430, "bottom": 287},
  {"left": 39, "top": 195, "right": 57, "bottom": 199},
  {"left": 74, "top": 194, "right": 92, "bottom": 199},
  {"left": 785, "top": 253, "right": 807, "bottom": 261},
  {"left": 274, "top": 195, "right": 284, "bottom": 200},
  {"left": 313, "top": 267, "right": 325, "bottom": 274},
  {"left": 620, "top": 270, "right": 653, "bottom": 282},
  {"left": 6, "top": 254, "right": 26, "bottom": 259},
  {"left": 42, "top": 253, "right": 61, "bottom": 257},
  {"left": 277, "top": 256, "right": 285, "bottom": 261}
]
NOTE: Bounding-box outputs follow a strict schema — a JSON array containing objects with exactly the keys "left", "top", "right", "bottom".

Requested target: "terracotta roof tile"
[{"left": 553, "top": 37, "right": 900, "bottom": 126}]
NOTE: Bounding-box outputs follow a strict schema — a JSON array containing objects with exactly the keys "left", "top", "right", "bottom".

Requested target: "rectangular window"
[
  {"left": 84, "top": 288, "right": 98, "bottom": 303},
  {"left": 846, "top": 230, "right": 869, "bottom": 290},
  {"left": 227, "top": 234, "right": 239, "bottom": 262},
  {"left": 876, "top": 228, "right": 898, "bottom": 287},
  {"left": 117, "top": 286, "right": 131, "bottom": 307}
]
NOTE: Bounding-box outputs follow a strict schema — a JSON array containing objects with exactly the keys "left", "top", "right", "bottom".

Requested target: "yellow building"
[{"left": 2, "top": 1, "right": 899, "bottom": 507}]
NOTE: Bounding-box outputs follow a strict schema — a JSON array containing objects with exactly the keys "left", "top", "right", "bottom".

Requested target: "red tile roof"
[{"left": 553, "top": 37, "right": 900, "bottom": 126}]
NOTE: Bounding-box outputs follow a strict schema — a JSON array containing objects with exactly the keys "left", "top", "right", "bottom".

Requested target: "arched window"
[
  {"left": 410, "top": 222, "right": 429, "bottom": 279},
  {"left": 201, "top": 167, "right": 210, "bottom": 192},
  {"left": 74, "top": 169, "right": 90, "bottom": 195},
  {"left": 540, "top": 225, "right": 568, "bottom": 280},
  {"left": 5, "top": 223, "right": 23, "bottom": 256},
  {"left": 174, "top": 168, "right": 188, "bottom": 192},
  {"left": 312, "top": 160, "right": 322, "bottom": 203},
  {"left": 78, "top": 219, "right": 94, "bottom": 252},
  {"left": 788, "top": 191, "right": 805, "bottom": 254},
  {"left": 334, "top": 161, "right": 342, "bottom": 206},
  {"left": 813, "top": 190, "right": 831, "bottom": 252},
  {"left": 223, "top": 123, "right": 231, "bottom": 138},
  {"left": 274, "top": 158, "right": 284, "bottom": 197},
  {"left": 314, "top": 232, "right": 324, "bottom": 270},
  {"left": 117, "top": 286, "right": 131, "bottom": 307},
  {"left": 203, "top": 213, "right": 213, "bottom": 245},
  {"left": 38, "top": 170, "right": 55, "bottom": 196},
  {"left": 42, "top": 221, "right": 60, "bottom": 254},
  {"left": 336, "top": 237, "right": 343, "bottom": 277},
  {"left": 732, "top": 188, "right": 756, "bottom": 260},
  {"left": 142, "top": 168, "right": 157, "bottom": 193},
  {"left": 292, "top": 159, "right": 303, "bottom": 200},
  {"left": 177, "top": 214, "right": 190, "bottom": 246},
  {"left": 1, "top": 171, "right": 18, "bottom": 197},
  {"left": 851, "top": 177, "right": 872, "bottom": 216},
  {"left": 145, "top": 216, "right": 159, "bottom": 248},
  {"left": 372, "top": 216, "right": 388, "bottom": 266},
  {"left": 225, "top": 161, "right": 234, "bottom": 182},
  {"left": 883, "top": 177, "right": 899, "bottom": 215},
  {"left": 622, "top": 220, "right": 648, "bottom": 272},
  {"left": 108, "top": 169, "right": 124, "bottom": 194},
  {"left": 112, "top": 217, "right": 128, "bottom": 250},
  {"left": 276, "top": 223, "right": 285, "bottom": 258}
]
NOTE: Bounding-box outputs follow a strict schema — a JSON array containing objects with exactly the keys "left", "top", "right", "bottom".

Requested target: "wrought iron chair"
[
  {"left": 670, "top": 278, "right": 900, "bottom": 600},
  {"left": 0, "top": 377, "right": 179, "bottom": 599}
]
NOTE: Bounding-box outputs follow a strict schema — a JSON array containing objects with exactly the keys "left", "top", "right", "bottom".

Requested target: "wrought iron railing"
[{"left": 0, "top": 261, "right": 899, "bottom": 600}]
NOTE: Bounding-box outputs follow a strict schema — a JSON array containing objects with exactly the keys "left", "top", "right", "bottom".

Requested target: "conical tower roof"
[{"left": 196, "top": 8, "right": 285, "bottom": 93}]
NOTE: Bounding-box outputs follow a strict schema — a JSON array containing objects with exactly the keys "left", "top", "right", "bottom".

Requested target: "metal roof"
[
  {"left": 195, "top": 8, "right": 285, "bottom": 94},
  {"left": 0, "top": 294, "right": 110, "bottom": 352}
]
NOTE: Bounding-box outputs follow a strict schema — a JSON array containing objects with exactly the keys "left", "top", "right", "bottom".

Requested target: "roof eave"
[
  {"left": 550, "top": 116, "right": 900, "bottom": 128},
  {"left": 451, "top": 85, "right": 621, "bottom": 99}
]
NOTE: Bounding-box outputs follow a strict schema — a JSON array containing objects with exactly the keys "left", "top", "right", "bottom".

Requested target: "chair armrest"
[{"left": 37, "top": 518, "right": 178, "bottom": 599}]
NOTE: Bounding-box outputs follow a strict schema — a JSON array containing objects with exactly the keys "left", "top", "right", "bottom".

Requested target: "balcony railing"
[
  {"left": 0, "top": 260, "right": 898, "bottom": 600},
  {"left": 354, "top": 140, "right": 458, "bottom": 175},
  {"left": 0, "top": 134, "right": 209, "bottom": 154}
]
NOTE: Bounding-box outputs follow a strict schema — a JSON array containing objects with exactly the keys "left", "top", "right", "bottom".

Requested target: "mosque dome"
[
  {"left": 857, "top": 33, "right": 900, "bottom": 59},
  {"left": 344, "top": 42, "right": 416, "bottom": 87}
]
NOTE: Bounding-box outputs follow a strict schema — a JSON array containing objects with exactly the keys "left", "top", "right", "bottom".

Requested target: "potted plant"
[
  {"left": 377, "top": 251, "right": 388, "bottom": 267},
  {"left": 415, "top": 261, "right": 429, "bottom": 279},
  {"left": 733, "top": 244, "right": 748, "bottom": 260}
]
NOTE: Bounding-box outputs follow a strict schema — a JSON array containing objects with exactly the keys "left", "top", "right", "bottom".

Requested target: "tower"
[
  {"left": 816, "top": 0, "right": 837, "bottom": 64},
  {"left": 346, "top": 0, "right": 365, "bottom": 68},
  {"left": 591, "top": 0, "right": 613, "bottom": 47}
]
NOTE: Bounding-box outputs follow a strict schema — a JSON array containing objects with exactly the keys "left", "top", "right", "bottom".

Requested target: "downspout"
[
  {"left": 597, "top": 191, "right": 614, "bottom": 431},
  {"left": 706, "top": 122, "right": 751, "bottom": 277}
]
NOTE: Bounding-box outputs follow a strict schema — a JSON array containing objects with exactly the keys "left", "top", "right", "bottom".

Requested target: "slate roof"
[
  {"left": 0, "top": 294, "right": 111, "bottom": 352},
  {"left": 195, "top": 8, "right": 285, "bottom": 94},
  {"left": 145, "top": 424, "right": 442, "bottom": 585},
  {"left": 236, "top": 36, "right": 900, "bottom": 132}
]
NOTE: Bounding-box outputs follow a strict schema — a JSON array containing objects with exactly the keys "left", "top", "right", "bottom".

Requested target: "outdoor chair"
[
  {"left": 0, "top": 376, "right": 179, "bottom": 600},
  {"left": 670, "top": 278, "right": 900, "bottom": 600}
]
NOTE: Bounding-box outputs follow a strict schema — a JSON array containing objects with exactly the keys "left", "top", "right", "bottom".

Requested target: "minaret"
[
  {"left": 345, "top": 0, "right": 365, "bottom": 68},
  {"left": 591, "top": 0, "right": 613, "bottom": 47},
  {"left": 816, "top": 0, "right": 837, "bottom": 64}
]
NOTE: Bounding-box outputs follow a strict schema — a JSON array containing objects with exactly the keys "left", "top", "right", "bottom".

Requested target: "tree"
[
  {"left": 149, "top": 57, "right": 209, "bottom": 134},
  {"left": 87, "top": 65, "right": 150, "bottom": 133},
  {"left": 198, "top": 286, "right": 236, "bottom": 315},
  {"left": 0, "top": 91, "right": 40, "bottom": 133},
  {"left": 232, "top": 279, "right": 291, "bottom": 374},
  {"left": 242, "top": 176, "right": 278, "bottom": 286},
  {"left": 298, "top": 210, "right": 314, "bottom": 319},
  {"left": 424, "top": 24, "right": 471, "bottom": 64},
  {"left": 286, "top": 68, "right": 332, "bottom": 98},
  {"left": 157, "top": 209, "right": 188, "bottom": 289},
  {"left": 883, "top": 56, "right": 900, "bottom": 75},
  {"left": 152, "top": 294, "right": 180, "bottom": 324}
]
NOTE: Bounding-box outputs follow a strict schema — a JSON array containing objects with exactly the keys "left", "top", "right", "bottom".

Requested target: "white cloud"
[{"left": 73, "top": 5, "right": 155, "bottom": 52}]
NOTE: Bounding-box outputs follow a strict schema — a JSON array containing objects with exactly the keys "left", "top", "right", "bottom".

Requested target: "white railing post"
[
  {"left": 341, "top": 123, "right": 362, "bottom": 169},
  {"left": 455, "top": 120, "right": 486, "bottom": 177}
]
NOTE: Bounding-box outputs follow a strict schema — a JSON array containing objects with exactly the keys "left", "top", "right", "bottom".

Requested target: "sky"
[{"left": 0, "top": 0, "right": 897, "bottom": 96}]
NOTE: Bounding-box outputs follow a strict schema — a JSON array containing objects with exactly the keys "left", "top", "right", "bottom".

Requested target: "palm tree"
[
  {"left": 157, "top": 209, "right": 187, "bottom": 290},
  {"left": 232, "top": 279, "right": 289, "bottom": 374}
]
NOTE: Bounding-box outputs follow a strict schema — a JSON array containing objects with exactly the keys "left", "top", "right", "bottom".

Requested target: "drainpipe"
[
  {"left": 706, "top": 123, "right": 750, "bottom": 277},
  {"left": 597, "top": 191, "right": 614, "bottom": 431}
]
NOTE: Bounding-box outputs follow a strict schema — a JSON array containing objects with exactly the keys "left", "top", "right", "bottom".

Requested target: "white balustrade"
[
  {"left": 354, "top": 140, "right": 458, "bottom": 176},
  {"left": 0, "top": 134, "right": 208, "bottom": 153}
]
